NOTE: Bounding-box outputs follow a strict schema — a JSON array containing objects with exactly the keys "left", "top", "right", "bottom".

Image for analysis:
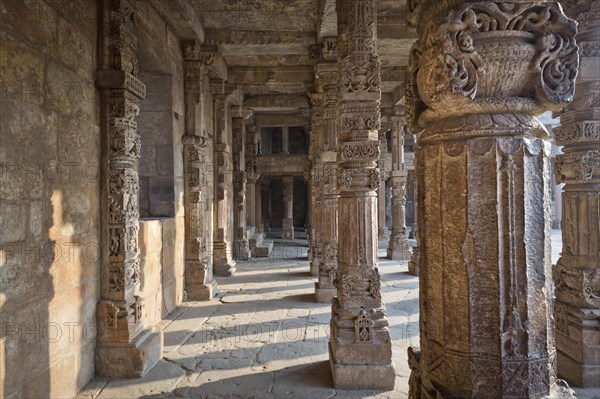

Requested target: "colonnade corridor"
[
  {"left": 76, "top": 237, "right": 419, "bottom": 399},
  {"left": 75, "top": 232, "right": 597, "bottom": 399}
]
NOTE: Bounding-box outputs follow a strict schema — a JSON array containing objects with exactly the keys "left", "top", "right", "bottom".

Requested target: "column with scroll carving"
[
  {"left": 387, "top": 116, "right": 411, "bottom": 260},
  {"left": 329, "top": 0, "right": 395, "bottom": 389},
  {"left": 406, "top": 1, "right": 579, "bottom": 397},
  {"left": 95, "top": 0, "right": 162, "bottom": 378},
  {"left": 181, "top": 41, "right": 218, "bottom": 301},
  {"left": 553, "top": 0, "right": 600, "bottom": 388},
  {"left": 282, "top": 176, "right": 294, "bottom": 239}
]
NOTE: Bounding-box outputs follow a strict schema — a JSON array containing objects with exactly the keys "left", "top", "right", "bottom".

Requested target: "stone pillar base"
[
  {"left": 314, "top": 282, "right": 336, "bottom": 303},
  {"left": 234, "top": 239, "right": 251, "bottom": 260},
  {"left": 386, "top": 247, "right": 412, "bottom": 261},
  {"left": 377, "top": 227, "right": 388, "bottom": 240},
  {"left": 186, "top": 278, "right": 218, "bottom": 301},
  {"left": 282, "top": 219, "right": 294, "bottom": 239},
  {"left": 310, "top": 260, "right": 320, "bottom": 276},
  {"left": 214, "top": 261, "right": 236, "bottom": 277},
  {"left": 95, "top": 328, "right": 163, "bottom": 378},
  {"left": 329, "top": 345, "right": 395, "bottom": 390},
  {"left": 214, "top": 242, "right": 236, "bottom": 276},
  {"left": 556, "top": 303, "right": 600, "bottom": 387},
  {"left": 557, "top": 351, "right": 600, "bottom": 388},
  {"left": 409, "top": 348, "right": 578, "bottom": 399},
  {"left": 408, "top": 246, "right": 420, "bottom": 276}
]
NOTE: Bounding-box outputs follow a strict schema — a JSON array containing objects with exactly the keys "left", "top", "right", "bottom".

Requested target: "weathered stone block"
[
  {"left": 138, "top": 111, "right": 172, "bottom": 146},
  {"left": 139, "top": 219, "right": 163, "bottom": 256},
  {"left": 95, "top": 328, "right": 163, "bottom": 378},
  {"left": 186, "top": 278, "right": 218, "bottom": 301},
  {"left": 329, "top": 345, "right": 396, "bottom": 390},
  {"left": 0, "top": 202, "right": 27, "bottom": 243},
  {"left": 314, "top": 283, "right": 336, "bottom": 303},
  {"left": 57, "top": 16, "right": 94, "bottom": 80},
  {"left": 0, "top": 0, "right": 58, "bottom": 54}
]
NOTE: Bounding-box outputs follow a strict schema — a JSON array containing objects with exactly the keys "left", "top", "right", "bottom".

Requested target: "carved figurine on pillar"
[
  {"left": 329, "top": 0, "right": 395, "bottom": 389},
  {"left": 553, "top": 0, "right": 600, "bottom": 388},
  {"left": 95, "top": 0, "right": 162, "bottom": 378},
  {"left": 282, "top": 176, "right": 295, "bottom": 239},
  {"left": 406, "top": 1, "right": 579, "bottom": 397}
]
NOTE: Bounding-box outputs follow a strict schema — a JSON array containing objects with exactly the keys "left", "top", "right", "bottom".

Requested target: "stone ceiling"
[{"left": 183, "top": 0, "right": 416, "bottom": 117}]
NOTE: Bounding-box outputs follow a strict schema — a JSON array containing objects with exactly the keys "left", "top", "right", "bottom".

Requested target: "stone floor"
[{"left": 76, "top": 230, "right": 597, "bottom": 399}]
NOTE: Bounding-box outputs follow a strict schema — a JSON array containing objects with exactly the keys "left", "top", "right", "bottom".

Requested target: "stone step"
[
  {"left": 249, "top": 232, "right": 265, "bottom": 248},
  {"left": 252, "top": 240, "right": 273, "bottom": 257}
]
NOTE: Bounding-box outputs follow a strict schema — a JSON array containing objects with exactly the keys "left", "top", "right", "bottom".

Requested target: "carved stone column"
[
  {"left": 182, "top": 135, "right": 217, "bottom": 299},
  {"left": 261, "top": 180, "right": 270, "bottom": 231},
  {"left": 246, "top": 172, "right": 259, "bottom": 230},
  {"left": 406, "top": 1, "right": 578, "bottom": 397},
  {"left": 232, "top": 116, "right": 250, "bottom": 260},
  {"left": 282, "top": 176, "right": 294, "bottom": 239},
  {"left": 310, "top": 163, "right": 323, "bottom": 275},
  {"left": 309, "top": 88, "right": 324, "bottom": 275},
  {"left": 95, "top": 0, "right": 162, "bottom": 378},
  {"left": 553, "top": 0, "right": 600, "bottom": 388},
  {"left": 213, "top": 141, "right": 236, "bottom": 275},
  {"left": 315, "top": 162, "right": 339, "bottom": 302},
  {"left": 408, "top": 156, "right": 420, "bottom": 276},
  {"left": 377, "top": 167, "right": 388, "bottom": 240},
  {"left": 181, "top": 41, "right": 218, "bottom": 301},
  {"left": 233, "top": 171, "right": 250, "bottom": 260},
  {"left": 213, "top": 88, "right": 242, "bottom": 277},
  {"left": 314, "top": 56, "right": 340, "bottom": 296},
  {"left": 387, "top": 117, "right": 411, "bottom": 260},
  {"left": 330, "top": 0, "right": 395, "bottom": 389}
]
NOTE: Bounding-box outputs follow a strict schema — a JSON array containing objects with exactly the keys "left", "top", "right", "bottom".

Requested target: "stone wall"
[
  {"left": 139, "top": 218, "right": 182, "bottom": 326},
  {"left": 0, "top": 1, "right": 100, "bottom": 397},
  {"left": 132, "top": 1, "right": 190, "bottom": 316}
]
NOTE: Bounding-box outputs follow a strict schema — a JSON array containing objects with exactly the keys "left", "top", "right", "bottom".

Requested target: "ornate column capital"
[{"left": 407, "top": 1, "right": 579, "bottom": 135}]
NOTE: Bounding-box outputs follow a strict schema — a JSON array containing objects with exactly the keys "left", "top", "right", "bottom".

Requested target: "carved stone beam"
[
  {"left": 147, "top": 0, "right": 204, "bottom": 43},
  {"left": 198, "top": 44, "right": 228, "bottom": 80},
  {"left": 231, "top": 107, "right": 253, "bottom": 120}
]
